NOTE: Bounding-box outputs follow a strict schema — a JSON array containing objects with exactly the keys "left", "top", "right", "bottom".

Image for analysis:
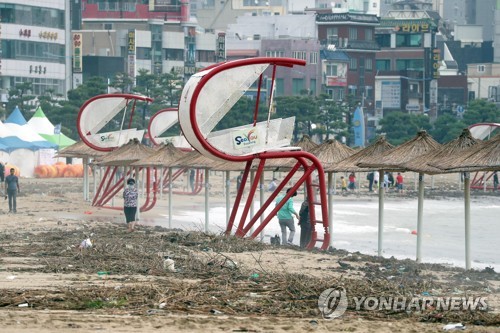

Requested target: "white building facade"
[{"left": 0, "top": 0, "right": 72, "bottom": 102}]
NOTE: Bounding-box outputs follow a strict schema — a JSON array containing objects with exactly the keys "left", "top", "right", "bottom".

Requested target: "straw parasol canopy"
[
  {"left": 357, "top": 130, "right": 440, "bottom": 171},
  {"left": 328, "top": 135, "right": 394, "bottom": 172},
  {"left": 430, "top": 132, "right": 500, "bottom": 172},
  {"left": 172, "top": 150, "right": 220, "bottom": 169},
  {"left": 403, "top": 128, "right": 482, "bottom": 174},
  {"left": 55, "top": 140, "right": 106, "bottom": 159},
  {"left": 130, "top": 142, "right": 186, "bottom": 167},
  {"left": 97, "top": 138, "right": 157, "bottom": 166},
  {"left": 311, "top": 138, "right": 355, "bottom": 171},
  {"left": 265, "top": 134, "right": 320, "bottom": 170}
]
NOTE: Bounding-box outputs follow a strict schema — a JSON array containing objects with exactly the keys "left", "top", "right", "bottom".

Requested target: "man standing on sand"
[
  {"left": 396, "top": 172, "right": 404, "bottom": 194},
  {"left": 5, "top": 168, "right": 20, "bottom": 213}
]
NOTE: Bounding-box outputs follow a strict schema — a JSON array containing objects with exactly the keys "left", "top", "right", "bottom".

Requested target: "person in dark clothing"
[
  {"left": 5, "top": 168, "right": 20, "bottom": 213},
  {"left": 0, "top": 162, "right": 5, "bottom": 183},
  {"left": 493, "top": 171, "right": 499, "bottom": 192},
  {"left": 367, "top": 171, "right": 374, "bottom": 192},
  {"left": 299, "top": 200, "right": 312, "bottom": 249},
  {"left": 189, "top": 169, "right": 195, "bottom": 192}
]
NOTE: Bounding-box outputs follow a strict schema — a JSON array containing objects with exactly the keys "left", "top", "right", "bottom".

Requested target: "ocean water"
[{"left": 158, "top": 196, "right": 500, "bottom": 271}]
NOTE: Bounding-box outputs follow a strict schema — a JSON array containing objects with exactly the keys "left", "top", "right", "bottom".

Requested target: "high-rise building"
[{"left": 0, "top": 0, "right": 72, "bottom": 102}]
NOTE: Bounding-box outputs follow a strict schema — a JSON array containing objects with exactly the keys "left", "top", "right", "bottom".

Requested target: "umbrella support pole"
[
  {"left": 464, "top": 173, "right": 471, "bottom": 270},
  {"left": 378, "top": 170, "right": 385, "bottom": 257},
  {"left": 416, "top": 173, "right": 424, "bottom": 263}
]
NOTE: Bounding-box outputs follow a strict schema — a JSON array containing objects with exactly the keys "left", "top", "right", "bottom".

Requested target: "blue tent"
[{"left": 5, "top": 106, "right": 28, "bottom": 125}]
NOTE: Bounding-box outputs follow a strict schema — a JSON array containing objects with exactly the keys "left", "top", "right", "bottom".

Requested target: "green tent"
[{"left": 27, "top": 106, "right": 76, "bottom": 149}]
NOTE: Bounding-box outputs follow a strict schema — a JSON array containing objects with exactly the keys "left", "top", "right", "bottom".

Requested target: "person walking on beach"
[
  {"left": 268, "top": 178, "right": 278, "bottom": 192},
  {"left": 276, "top": 188, "right": 299, "bottom": 245},
  {"left": 493, "top": 171, "right": 499, "bottom": 192},
  {"left": 340, "top": 176, "right": 348, "bottom": 192},
  {"left": 348, "top": 172, "right": 356, "bottom": 190},
  {"left": 5, "top": 168, "right": 20, "bottom": 213},
  {"left": 298, "top": 199, "right": 312, "bottom": 248},
  {"left": 367, "top": 171, "right": 374, "bottom": 192},
  {"left": 396, "top": 172, "right": 404, "bottom": 194},
  {"left": 0, "top": 162, "right": 4, "bottom": 183},
  {"left": 123, "top": 178, "right": 138, "bottom": 232},
  {"left": 373, "top": 171, "right": 380, "bottom": 192},
  {"left": 189, "top": 169, "right": 195, "bottom": 192},
  {"left": 236, "top": 172, "right": 243, "bottom": 192}
]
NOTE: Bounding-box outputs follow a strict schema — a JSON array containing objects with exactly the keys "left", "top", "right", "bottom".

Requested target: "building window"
[
  {"left": 375, "top": 34, "right": 391, "bottom": 47},
  {"left": 310, "top": 78, "right": 316, "bottom": 95},
  {"left": 477, "top": 65, "right": 485, "bottom": 72},
  {"left": 365, "top": 28, "right": 373, "bottom": 41},
  {"left": 349, "top": 58, "right": 357, "bottom": 71},
  {"left": 0, "top": 4, "right": 64, "bottom": 29},
  {"left": 396, "top": 59, "right": 424, "bottom": 71},
  {"left": 396, "top": 33, "right": 422, "bottom": 47},
  {"left": 326, "top": 63, "right": 337, "bottom": 76},
  {"left": 348, "top": 85, "right": 357, "bottom": 96},
  {"left": 275, "top": 78, "right": 284, "bottom": 96},
  {"left": 376, "top": 59, "right": 391, "bottom": 70},
  {"left": 309, "top": 52, "right": 318, "bottom": 64},
  {"left": 292, "top": 78, "right": 304, "bottom": 95},
  {"left": 136, "top": 47, "right": 151, "bottom": 60},
  {"left": 327, "top": 27, "right": 338, "bottom": 44},
  {"left": 366, "top": 58, "right": 373, "bottom": 71},
  {"left": 265, "top": 50, "right": 285, "bottom": 57},
  {"left": 349, "top": 27, "right": 357, "bottom": 40},
  {"left": 292, "top": 51, "right": 306, "bottom": 61},
  {"left": 165, "top": 49, "right": 184, "bottom": 61}
]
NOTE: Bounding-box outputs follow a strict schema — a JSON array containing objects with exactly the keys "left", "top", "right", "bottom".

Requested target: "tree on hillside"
[
  {"left": 430, "top": 114, "right": 466, "bottom": 143},
  {"left": 315, "top": 94, "right": 349, "bottom": 142},
  {"left": 462, "top": 99, "right": 500, "bottom": 126},
  {"left": 379, "top": 112, "right": 431, "bottom": 145},
  {"left": 7, "top": 82, "right": 36, "bottom": 118}
]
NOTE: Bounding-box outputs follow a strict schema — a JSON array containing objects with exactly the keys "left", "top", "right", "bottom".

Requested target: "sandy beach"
[{"left": 0, "top": 176, "right": 499, "bottom": 332}]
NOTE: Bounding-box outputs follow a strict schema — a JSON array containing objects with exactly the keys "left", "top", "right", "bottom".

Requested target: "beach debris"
[
  {"left": 125, "top": 244, "right": 134, "bottom": 250},
  {"left": 79, "top": 238, "right": 92, "bottom": 249},
  {"left": 97, "top": 271, "right": 110, "bottom": 278},
  {"left": 443, "top": 323, "right": 466, "bottom": 330},
  {"left": 421, "top": 291, "right": 431, "bottom": 296},
  {"left": 6, "top": 275, "right": 17, "bottom": 280},
  {"left": 222, "top": 258, "right": 238, "bottom": 269},
  {"left": 159, "top": 302, "right": 166, "bottom": 309},
  {"left": 210, "top": 309, "right": 223, "bottom": 315},
  {"left": 163, "top": 258, "right": 176, "bottom": 272},
  {"left": 411, "top": 230, "right": 417, "bottom": 235},
  {"left": 18, "top": 303, "right": 29, "bottom": 307}
]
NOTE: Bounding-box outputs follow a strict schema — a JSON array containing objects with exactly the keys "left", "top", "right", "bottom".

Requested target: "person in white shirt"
[{"left": 268, "top": 178, "right": 278, "bottom": 191}]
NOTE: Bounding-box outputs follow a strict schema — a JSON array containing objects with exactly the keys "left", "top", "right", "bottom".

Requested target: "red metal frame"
[
  {"left": 77, "top": 93, "right": 153, "bottom": 152},
  {"left": 179, "top": 57, "right": 330, "bottom": 249},
  {"left": 147, "top": 107, "right": 178, "bottom": 146}
]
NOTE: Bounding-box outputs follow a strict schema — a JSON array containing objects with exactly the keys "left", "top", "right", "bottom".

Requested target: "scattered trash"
[
  {"left": 18, "top": 303, "right": 29, "bottom": 308},
  {"left": 443, "top": 323, "right": 466, "bottom": 330},
  {"left": 159, "top": 302, "right": 166, "bottom": 309},
  {"left": 79, "top": 238, "right": 92, "bottom": 249},
  {"left": 411, "top": 230, "right": 418, "bottom": 235},
  {"left": 125, "top": 244, "right": 133, "bottom": 249},
  {"left": 6, "top": 276, "right": 17, "bottom": 280},
  {"left": 163, "top": 258, "right": 176, "bottom": 272},
  {"left": 421, "top": 291, "right": 431, "bottom": 296},
  {"left": 210, "top": 309, "right": 223, "bottom": 315},
  {"left": 250, "top": 273, "right": 259, "bottom": 280},
  {"left": 97, "top": 271, "right": 110, "bottom": 278},
  {"left": 309, "top": 320, "right": 318, "bottom": 326},
  {"left": 84, "top": 211, "right": 92, "bottom": 215},
  {"left": 222, "top": 258, "right": 238, "bottom": 269}
]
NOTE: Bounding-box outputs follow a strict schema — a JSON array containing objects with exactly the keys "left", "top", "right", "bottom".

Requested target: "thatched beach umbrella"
[
  {"left": 357, "top": 130, "right": 440, "bottom": 257},
  {"left": 172, "top": 150, "right": 220, "bottom": 232},
  {"left": 97, "top": 138, "right": 156, "bottom": 166},
  {"left": 131, "top": 142, "right": 186, "bottom": 228},
  {"left": 309, "top": 139, "right": 355, "bottom": 247},
  {"left": 432, "top": 133, "right": 500, "bottom": 172},
  {"left": 265, "top": 134, "right": 319, "bottom": 171},
  {"left": 56, "top": 141, "right": 106, "bottom": 201},
  {"left": 328, "top": 135, "right": 394, "bottom": 173},
  {"left": 402, "top": 129, "right": 481, "bottom": 265},
  {"left": 428, "top": 132, "right": 500, "bottom": 270}
]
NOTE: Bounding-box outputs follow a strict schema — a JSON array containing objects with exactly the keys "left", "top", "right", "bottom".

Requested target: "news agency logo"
[{"left": 318, "top": 288, "right": 488, "bottom": 319}]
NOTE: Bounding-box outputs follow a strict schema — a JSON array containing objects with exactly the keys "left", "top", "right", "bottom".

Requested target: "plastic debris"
[
  {"left": 6, "top": 276, "right": 17, "bottom": 280},
  {"left": 443, "top": 323, "right": 466, "bottom": 331},
  {"left": 159, "top": 302, "right": 166, "bottom": 309},
  {"left": 210, "top": 309, "right": 223, "bottom": 315},
  {"left": 163, "top": 258, "right": 176, "bottom": 272},
  {"left": 18, "top": 303, "right": 29, "bottom": 308},
  {"left": 79, "top": 238, "right": 92, "bottom": 249}
]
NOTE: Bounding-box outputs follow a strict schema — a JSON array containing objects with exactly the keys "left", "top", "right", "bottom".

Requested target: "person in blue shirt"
[
  {"left": 275, "top": 188, "right": 299, "bottom": 245},
  {"left": 5, "top": 168, "right": 20, "bottom": 213}
]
